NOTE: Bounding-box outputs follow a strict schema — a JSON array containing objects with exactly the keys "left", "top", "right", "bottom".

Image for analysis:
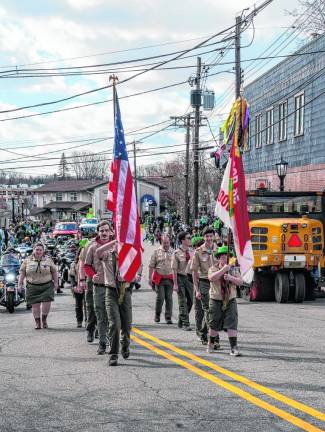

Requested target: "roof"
[
  {"left": 46, "top": 201, "right": 91, "bottom": 211},
  {"left": 34, "top": 179, "right": 107, "bottom": 193},
  {"left": 30, "top": 207, "right": 49, "bottom": 216},
  {"left": 137, "top": 177, "right": 167, "bottom": 189}
]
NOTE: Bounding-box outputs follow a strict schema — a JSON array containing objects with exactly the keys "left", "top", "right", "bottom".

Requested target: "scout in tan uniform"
[
  {"left": 95, "top": 239, "right": 134, "bottom": 366},
  {"left": 84, "top": 221, "right": 112, "bottom": 355},
  {"left": 172, "top": 231, "right": 193, "bottom": 331},
  {"left": 149, "top": 235, "right": 174, "bottom": 324},
  {"left": 208, "top": 246, "right": 242, "bottom": 356},
  {"left": 18, "top": 242, "right": 58, "bottom": 330},
  {"left": 191, "top": 227, "right": 218, "bottom": 344}
]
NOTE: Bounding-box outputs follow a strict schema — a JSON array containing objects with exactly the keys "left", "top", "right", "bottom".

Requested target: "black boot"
[
  {"left": 121, "top": 346, "right": 130, "bottom": 359},
  {"left": 97, "top": 343, "right": 106, "bottom": 355},
  {"left": 87, "top": 330, "right": 94, "bottom": 343},
  {"left": 207, "top": 336, "right": 215, "bottom": 353},
  {"left": 229, "top": 337, "right": 240, "bottom": 356},
  {"left": 34, "top": 318, "right": 41, "bottom": 330},
  {"left": 41, "top": 315, "right": 48, "bottom": 329},
  {"left": 109, "top": 354, "right": 118, "bottom": 366},
  {"left": 214, "top": 334, "right": 221, "bottom": 350}
]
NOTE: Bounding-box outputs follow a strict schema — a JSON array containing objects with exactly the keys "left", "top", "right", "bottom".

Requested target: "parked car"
[
  {"left": 79, "top": 218, "right": 98, "bottom": 235},
  {"left": 53, "top": 222, "right": 80, "bottom": 239}
]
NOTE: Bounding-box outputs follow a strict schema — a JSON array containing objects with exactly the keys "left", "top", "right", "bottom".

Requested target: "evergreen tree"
[{"left": 58, "top": 153, "right": 69, "bottom": 180}]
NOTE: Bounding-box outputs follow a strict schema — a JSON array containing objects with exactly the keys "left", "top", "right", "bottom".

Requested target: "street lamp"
[{"left": 276, "top": 157, "right": 288, "bottom": 192}]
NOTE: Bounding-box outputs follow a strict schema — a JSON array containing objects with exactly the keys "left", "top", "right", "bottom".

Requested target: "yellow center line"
[
  {"left": 131, "top": 334, "right": 324, "bottom": 432},
  {"left": 132, "top": 327, "right": 325, "bottom": 423}
]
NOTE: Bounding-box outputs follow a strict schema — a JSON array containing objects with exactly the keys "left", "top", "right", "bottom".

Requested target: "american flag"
[{"left": 107, "top": 90, "right": 142, "bottom": 283}]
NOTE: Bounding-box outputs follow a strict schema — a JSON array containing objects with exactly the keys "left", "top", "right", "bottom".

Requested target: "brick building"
[{"left": 243, "top": 34, "right": 325, "bottom": 191}]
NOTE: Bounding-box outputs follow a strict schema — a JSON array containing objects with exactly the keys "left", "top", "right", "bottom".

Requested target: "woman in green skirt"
[{"left": 19, "top": 242, "right": 58, "bottom": 329}]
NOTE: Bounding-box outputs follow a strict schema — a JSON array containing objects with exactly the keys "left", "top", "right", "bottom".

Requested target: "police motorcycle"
[
  {"left": 0, "top": 249, "right": 24, "bottom": 313},
  {"left": 58, "top": 243, "right": 78, "bottom": 289},
  {"left": 15, "top": 241, "right": 33, "bottom": 262},
  {"left": 45, "top": 238, "right": 57, "bottom": 261}
]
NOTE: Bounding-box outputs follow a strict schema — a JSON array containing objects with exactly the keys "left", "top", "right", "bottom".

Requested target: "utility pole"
[
  {"left": 193, "top": 56, "right": 202, "bottom": 220},
  {"left": 11, "top": 196, "right": 15, "bottom": 223},
  {"left": 184, "top": 114, "right": 191, "bottom": 225},
  {"left": 235, "top": 15, "right": 242, "bottom": 99},
  {"left": 133, "top": 140, "right": 138, "bottom": 204},
  {"left": 170, "top": 114, "right": 192, "bottom": 225}
]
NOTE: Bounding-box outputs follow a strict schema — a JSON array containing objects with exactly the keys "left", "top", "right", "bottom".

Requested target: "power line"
[
  {"left": 0, "top": 33, "right": 233, "bottom": 70},
  {"left": 0, "top": 123, "right": 174, "bottom": 164},
  {"left": 0, "top": 41, "right": 233, "bottom": 76},
  {"left": 0, "top": 69, "right": 234, "bottom": 122},
  {"left": 0, "top": 25, "right": 238, "bottom": 115}
]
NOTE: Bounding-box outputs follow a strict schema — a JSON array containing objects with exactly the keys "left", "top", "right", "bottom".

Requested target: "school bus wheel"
[
  {"left": 294, "top": 273, "right": 306, "bottom": 303},
  {"left": 274, "top": 272, "right": 290, "bottom": 303}
]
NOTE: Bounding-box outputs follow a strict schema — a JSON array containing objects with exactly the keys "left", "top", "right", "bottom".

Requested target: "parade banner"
[{"left": 215, "top": 98, "right": 254, "bottom": 284}]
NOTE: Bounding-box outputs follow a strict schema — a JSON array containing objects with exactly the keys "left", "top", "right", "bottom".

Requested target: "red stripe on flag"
[
  {"left": 123, "top": 250, "right": 141, "bottom": 282},
  {"left": 120, "top": 167, "right": 133, "bottom": 242}
]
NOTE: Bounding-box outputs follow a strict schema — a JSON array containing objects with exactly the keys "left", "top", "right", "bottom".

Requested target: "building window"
[
  {"left": 279, "top": 101, "right": 287, "bottom": 141},
  {"left": 70, "top": 192, "right": 78, "bottom": 201},
  {"left": 56, "top": 192, "right": 63, "bottom": 201},
  {"left": 294, "top": 92, "right": 304, "bottom": 137},
  {"left": 255, "top": 114, "right": 262, "bottom": 148},
  {"left": 266, "top": 108, "right": 274, "bottom": 145}
]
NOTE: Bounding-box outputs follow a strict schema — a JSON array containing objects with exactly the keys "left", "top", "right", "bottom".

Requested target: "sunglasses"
[{"left": 185, "top": 236, "right": 192, "bottom": 240}]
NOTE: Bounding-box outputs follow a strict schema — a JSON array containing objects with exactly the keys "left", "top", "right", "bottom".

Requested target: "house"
[
  {"left": 31, "top": 179, "right": 107, "bottom": 221},
  {"left": 243, "top": 33, "right": 325, "bottom": 191},
  {"left": 31, "top": 178, "right": 163, "bottom": 222}
]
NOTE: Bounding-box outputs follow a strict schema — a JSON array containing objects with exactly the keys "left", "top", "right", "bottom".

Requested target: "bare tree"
[
  {"left": 287, "top": 0, "right": 325, "bottom": 34},
  {"left": 70, "top": 151, "right": 109, "bottom": 180},
  {"left": 137, "top": 151, "right": 222, "bottom": 218}
]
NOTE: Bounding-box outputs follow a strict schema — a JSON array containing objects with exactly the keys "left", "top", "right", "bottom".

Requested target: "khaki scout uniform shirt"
[
  {"left": 208, "top": 264, "right": 240, "bottom": 301},
  {"left": 191, "top": 244, "right": 218, "bottom": 279},
  {"left": 20, "top": 255, "right": 56, "bottom": 285},
  {"left": 85, "top": 240, "right": 111, "bottom": 286},
  {"left": 149, "top": 246, "right": 173, "bottom": 275},
  {"left": 101, "top": 247, "right": 118, "bottom": 288},
  {"left": 171, "top": 247, "right": 194, "bottom": 275}
]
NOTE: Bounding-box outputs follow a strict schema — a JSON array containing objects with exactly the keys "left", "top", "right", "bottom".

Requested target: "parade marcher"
[
  {"left": 3, "top": 227, "right": 9, "bottom": 249},
  {"left": 149, "top": 235, "right": 174, "bottom": 324},
  {"left": 72, "top": 248, "right": 85, "bottom": 328},
  {"left": 18, "top": 242, "right": 58, "bottom": 329},
  {"left": 78, "top": 237, "right": 97, "bottom": 342},
  {"left": 207, "top": 246, "right": 243, "bottom": 356},
  {"left": 95, "top": 239, "right": 134, "bottom": 366},
  {"left": 191, "top": 227, "right": 218, "bottom": 345},
  {"left": 84, "top": 221, "right": 112, "bottom": 355},
  {"left": 172, "top": 231, "right": 193, "bottom": 331}
]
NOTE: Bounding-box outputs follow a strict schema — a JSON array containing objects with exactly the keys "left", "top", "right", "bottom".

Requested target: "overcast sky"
[{"left": 0, "top": 0, "right": 310, "bottom": 176}]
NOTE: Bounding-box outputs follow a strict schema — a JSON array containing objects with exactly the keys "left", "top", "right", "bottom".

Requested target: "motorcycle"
[
  {"left": 45, "top": 238, "right": 57, "bottom": 259},
  {"left": 15, "top": 243, "right": 33, "bottom": 262},
  {"left": 58, "top": 251, "right": 76, "bottom": 289},
  {"left": 0, "top": 253, "right": 24, "bottom": 313}
]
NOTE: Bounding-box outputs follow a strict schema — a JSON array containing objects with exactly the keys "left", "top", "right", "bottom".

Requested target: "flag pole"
[{"left": 109, "top": 74, "right": 119, "bottom": 121}]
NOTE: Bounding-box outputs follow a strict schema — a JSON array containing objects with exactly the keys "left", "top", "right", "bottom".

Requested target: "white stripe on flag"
[
  {"left": 116, "top": 160, "right": 128, "bottom": 238},
  {"left": 126, "top": 186, "right": 137, "bottom": 243},
  {"left": 119, "top": 246, "right": 138, "bottom": 277}
]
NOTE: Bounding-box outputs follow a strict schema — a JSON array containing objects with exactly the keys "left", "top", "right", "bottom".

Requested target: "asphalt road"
[{"left": 0, "top": 243, "right": 324, "bottom": 432}]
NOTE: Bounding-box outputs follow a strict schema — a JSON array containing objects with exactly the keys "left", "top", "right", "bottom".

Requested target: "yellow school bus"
[{"left": 244, "top": 191, "right": 324, "bottom": 303}]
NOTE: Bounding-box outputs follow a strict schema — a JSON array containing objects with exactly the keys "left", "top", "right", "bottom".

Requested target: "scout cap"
[
  {"left": 191, "top": 236, "right": 204, "bottom": 247},
  {"left": 215, "top": 245, "right": 229, "bottom": 257},
  {"left": 79, "top": 238, "right": 89, "bottom": 248}
]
